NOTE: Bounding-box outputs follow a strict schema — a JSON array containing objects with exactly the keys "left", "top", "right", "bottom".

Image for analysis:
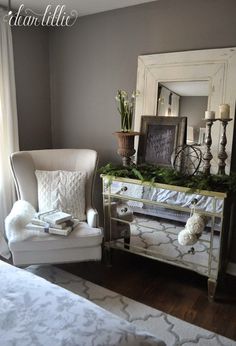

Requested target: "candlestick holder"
[
  {"left": 217, "top": 118, "right": 232, "bottom": 175},
  {"left": 203, "top": 119, "right": 217, "bottom": 175}
]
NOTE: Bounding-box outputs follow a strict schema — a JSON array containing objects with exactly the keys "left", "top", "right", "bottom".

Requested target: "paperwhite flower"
[
  {"left": 120, "top": 90, "right": 128, "bottom": 98},
  {"left": 116, "top": 89, "right": 139, "bottom": 131},
  {"left": 132, "top": 90, "right": 140, "bottom": 98}
]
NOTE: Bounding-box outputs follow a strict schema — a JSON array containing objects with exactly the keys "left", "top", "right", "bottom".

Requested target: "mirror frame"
[{"left": 134, "top": 47, "right": 236, "bottom": 174}]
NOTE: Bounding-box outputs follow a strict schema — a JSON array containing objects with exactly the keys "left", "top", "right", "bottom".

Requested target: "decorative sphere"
[
  {"left": 186, "top": 213, "right": 205, "bottom": 234},
  {"left": 178, "top": 229, "right": 198, "bottom": 246}
]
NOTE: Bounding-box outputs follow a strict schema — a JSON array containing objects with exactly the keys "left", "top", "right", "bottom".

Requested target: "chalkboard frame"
[{"left": 137, "top": 116, "right": 187, "bottom": 167}]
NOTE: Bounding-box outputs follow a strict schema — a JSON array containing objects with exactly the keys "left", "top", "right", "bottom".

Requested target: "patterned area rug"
[{"left": 27, "top": 265, "right": 235, "bottom": 346}]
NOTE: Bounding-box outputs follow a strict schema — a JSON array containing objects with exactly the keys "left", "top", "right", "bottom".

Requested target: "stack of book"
[{"left": 26, "top": 210, "right": 80, "bottom": 236}]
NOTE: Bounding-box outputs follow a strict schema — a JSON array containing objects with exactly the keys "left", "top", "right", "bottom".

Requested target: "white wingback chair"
[{"left": 5, "top": 149, "right": 103, "bottom": 266}]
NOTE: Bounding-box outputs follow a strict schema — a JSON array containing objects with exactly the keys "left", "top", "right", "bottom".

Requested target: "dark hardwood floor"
[{"left": 59, "top": 249, "right": 236, "bottom": 341}]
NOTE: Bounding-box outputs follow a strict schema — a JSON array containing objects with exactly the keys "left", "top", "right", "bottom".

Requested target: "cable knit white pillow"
[{"left": 35, "top": 170, "right": 87, "bottom": 221}]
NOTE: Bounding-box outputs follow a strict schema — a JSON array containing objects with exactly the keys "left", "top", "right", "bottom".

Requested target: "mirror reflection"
[{"left": 157, "top": 81, "right": 208, "bottom": 145}]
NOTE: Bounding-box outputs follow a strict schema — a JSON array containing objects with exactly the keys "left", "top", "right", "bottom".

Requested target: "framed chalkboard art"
[{"left": 137, "top": 116, "right": 187, "bottom": 167}]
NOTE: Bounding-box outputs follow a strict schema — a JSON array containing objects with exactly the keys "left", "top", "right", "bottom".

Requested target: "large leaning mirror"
[{"left": 134, "top": 48, "right": 236, "bottom": 174}]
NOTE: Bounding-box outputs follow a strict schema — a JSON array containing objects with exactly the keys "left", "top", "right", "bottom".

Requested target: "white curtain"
[{"left": 0, "top": 9, "right": 19, "bottom": 258}]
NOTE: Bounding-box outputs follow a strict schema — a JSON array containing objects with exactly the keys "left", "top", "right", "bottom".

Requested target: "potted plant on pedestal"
[{"left": 114, "top": 90, "right": 140, "bottom": 166}]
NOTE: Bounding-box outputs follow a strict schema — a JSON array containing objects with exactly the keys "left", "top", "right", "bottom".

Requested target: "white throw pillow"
[{"left": 35, "top": 170, "right": 87, "bottom": 221}]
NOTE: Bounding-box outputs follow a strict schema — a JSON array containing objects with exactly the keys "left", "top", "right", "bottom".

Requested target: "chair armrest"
[{"left": 86, "top": 207, "right": 99, "bottom": 228}]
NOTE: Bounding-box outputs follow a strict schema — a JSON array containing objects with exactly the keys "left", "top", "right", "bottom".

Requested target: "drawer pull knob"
[
  {"left": 188, "top": 247, "right": 195, "bottom": 255},
  {"left": 121, "top": 186, "right": 128, "bottom": 192}
]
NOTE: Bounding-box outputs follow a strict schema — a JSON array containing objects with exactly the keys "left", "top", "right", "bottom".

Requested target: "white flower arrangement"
[{"left": 116, "top": 90, "right": 140, "bottom": 132}]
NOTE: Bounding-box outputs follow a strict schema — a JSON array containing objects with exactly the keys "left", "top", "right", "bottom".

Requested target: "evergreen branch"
[{"left": 99, "top": 163, "right": 236, "bottom": 193}]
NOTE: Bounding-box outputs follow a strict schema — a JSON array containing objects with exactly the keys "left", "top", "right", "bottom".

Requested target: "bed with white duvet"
[{"left": 0, "top": 260, "right": 165, "bottom": 346}]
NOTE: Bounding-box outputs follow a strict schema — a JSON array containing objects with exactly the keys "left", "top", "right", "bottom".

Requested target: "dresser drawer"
[
  {"left": 110, "top": 214, "right": 220, "bottom": 278},
  {"left": 103, "top": 179, "right": 224, "bottom": 215}
]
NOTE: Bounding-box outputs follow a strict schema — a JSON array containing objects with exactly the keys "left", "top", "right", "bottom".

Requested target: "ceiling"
[
  {"left": 0, "top": 0, "right": 157, "bottom": 16},
  {"left": 162, "top": 81, "right": 209, "bottom": 97}
]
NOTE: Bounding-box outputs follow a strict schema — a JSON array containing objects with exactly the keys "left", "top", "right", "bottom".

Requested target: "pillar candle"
[
  {"left": 205, "top": 111, "right": 215, "bottom": 119},
  {"left": 219, "top": 104, "right": 230, "bottom": 119}
]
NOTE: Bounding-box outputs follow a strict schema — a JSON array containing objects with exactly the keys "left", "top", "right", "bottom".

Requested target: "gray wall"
[
  {"left": 49, "top": 0, "right": 236, "bottom": 162},
  {"left": 180, "top": 96, "right": 208, "bottom": 143},
  {"left": 12, "top": 26, "right": 52, "bottom": 150},
  {"left": 180, "top": 97, "right": 208, "bottom": 129}
]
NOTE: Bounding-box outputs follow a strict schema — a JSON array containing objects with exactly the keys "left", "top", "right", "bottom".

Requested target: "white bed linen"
[{"left": 0, "top": 260, "right": 165, "bottom": 346}]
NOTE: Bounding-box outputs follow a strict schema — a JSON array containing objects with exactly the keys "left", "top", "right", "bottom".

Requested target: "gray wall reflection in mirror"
[{"left": 157, "top": 81, "right": 208, "bottom": 145}]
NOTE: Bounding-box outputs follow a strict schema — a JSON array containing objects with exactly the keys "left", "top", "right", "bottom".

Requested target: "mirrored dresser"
[{"left": 102, "top": 175, "right": 233, "bottom": 300}]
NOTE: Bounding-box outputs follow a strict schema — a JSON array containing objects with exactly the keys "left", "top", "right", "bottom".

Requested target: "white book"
[
  {"left": 26, "top": 223, "right": 73, "bottom": 236},
  {"left": 31, "top": 218, "right": 47, "bottom": 227},
  {"left": 31, "top": 218, "right": 70, "bottom": 229},
  {"left": 37, "top": 210, "right": 72, "bottom": 224},
  {"left": 48, "top": 219, "right": 79, "bottom": 229},
  {"left": 48, "top": 226, "right": 72, "bottom": 236}
]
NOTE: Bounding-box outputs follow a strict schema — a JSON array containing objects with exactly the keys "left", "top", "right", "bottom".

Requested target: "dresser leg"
[
  {"left": 124, "top": 229, "right": 131, "bottom": 250},
  {"left": 208, "top": 278, "right": 217, "bottom": 302},
  {"left": 103, "top": 246, "right": 113, "bottom": 267}
]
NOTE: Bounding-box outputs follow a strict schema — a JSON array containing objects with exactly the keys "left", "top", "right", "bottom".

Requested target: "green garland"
[{"left": 99, "top": 163, "right": 236, "bottom": 193}]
